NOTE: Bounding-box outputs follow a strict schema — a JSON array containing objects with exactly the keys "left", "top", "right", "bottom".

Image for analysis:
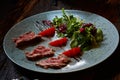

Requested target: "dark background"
[
  {"left": 0, "top": 0, "right": 17, "bottom": 19},
  {"left": 0, "top": 0, "right": 120, "bottom": 80}
]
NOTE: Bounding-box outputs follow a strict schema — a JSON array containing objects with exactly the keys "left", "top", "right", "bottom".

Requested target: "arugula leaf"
[{"left": 52, "top": 9, "right": 103, "bottom": 51}]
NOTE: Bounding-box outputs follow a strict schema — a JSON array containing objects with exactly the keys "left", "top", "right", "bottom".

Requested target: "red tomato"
[
  {"left": 49, "top": 37, "right": 68, "bottom": 47},
  {"left": 62, "top": 47, "right": 81, "bottom": 57},
  {"left": 38, "top": 26, "right": 55, "bottom": 37},
  {"left": 79, "top": 27, "right": 85, "bottom": 33}
]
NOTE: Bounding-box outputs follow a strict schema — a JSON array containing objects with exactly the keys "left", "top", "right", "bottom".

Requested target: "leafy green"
[
  {"left": 52, "top": 8, "right": 103, "bottom": 51},
  {"left": 95, "top": 29, "right": 103, "bottom": 42},
  {"left": 52, "top": 8, "right": 83, "bottom": 38}
]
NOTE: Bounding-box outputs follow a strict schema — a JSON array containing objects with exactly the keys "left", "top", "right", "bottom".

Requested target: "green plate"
[{"left": 3, "top": 10, "right": 119, "bottom": 73}]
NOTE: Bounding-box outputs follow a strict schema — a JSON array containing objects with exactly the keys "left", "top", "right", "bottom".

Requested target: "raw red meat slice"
[
  {"left": 36, "top": 54, "right": 71, "bottom": 69},
  {"left": 25, "top": 46, "right": 54, "bottom": 61},
  {"left": 13, "top": 31, "right": 41, "bottom": 47}
]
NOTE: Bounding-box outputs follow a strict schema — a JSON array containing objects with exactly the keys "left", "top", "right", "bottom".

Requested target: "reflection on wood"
[{"left": 0, "top": 0, "right": 39, "bottom": 40}]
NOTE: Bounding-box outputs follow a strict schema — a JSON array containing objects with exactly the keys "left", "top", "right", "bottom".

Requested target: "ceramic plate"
[{"left": 3, "top": 10, "right": 119, "bottom": 73}]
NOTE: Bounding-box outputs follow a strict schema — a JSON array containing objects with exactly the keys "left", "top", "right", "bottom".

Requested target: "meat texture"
[
  {"left": 13, "top": 31, "right": 41, "bottom": 47},
  {"left": 26, "top": 46, "right": 54, "bottom": 60},
  {"left": 36, "top": 54, "right": 71, "bottom": 69}
]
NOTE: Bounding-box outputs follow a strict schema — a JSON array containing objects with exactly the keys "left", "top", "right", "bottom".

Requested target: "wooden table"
[{"left": 0, "top": 0, "right": 120, "bottom": 80}]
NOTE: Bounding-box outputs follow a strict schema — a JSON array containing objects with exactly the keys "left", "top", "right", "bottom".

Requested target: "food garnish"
[
  {"left": 52, "top": 8, "right": 103, "bottom": 51},
  {"left": 49, "top": 37, "right": 68, "bottom": 47},
  {"left": 62, "top": 47, "right": 81, "bottom": 57},
  {"left": 38, "top": 26, "right": 55, "bottom": 37}
]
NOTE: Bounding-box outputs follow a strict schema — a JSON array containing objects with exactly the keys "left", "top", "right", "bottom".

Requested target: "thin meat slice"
[
  {"left": 13, "top": 31, "right": 41, "bottom": 47},
  {"left": 26, "top": 46, "right": 54, "bottom": 60},
  {"left": 36, "top": 54, "right": 71, "bottom": 69}
]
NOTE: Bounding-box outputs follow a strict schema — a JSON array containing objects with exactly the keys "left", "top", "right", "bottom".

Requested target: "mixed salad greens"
[{"left": 52, "top": 8, "right": 103, "bottom": 51}]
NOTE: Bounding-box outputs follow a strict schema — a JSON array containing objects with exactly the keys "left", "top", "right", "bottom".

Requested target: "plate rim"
[{"left": 3, "top": 9, "right": 119, "bottom": 73}]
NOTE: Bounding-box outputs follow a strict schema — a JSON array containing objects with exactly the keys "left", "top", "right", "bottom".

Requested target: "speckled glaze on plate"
[{"left": 3, "top": 10, "right": 119, "bottom": 73}]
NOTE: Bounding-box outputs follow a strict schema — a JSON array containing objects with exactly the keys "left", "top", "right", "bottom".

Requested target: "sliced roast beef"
[
  {"left": 13, "top": 31, "right": 41, "bottom": 47},
  {"left": 36, "top": 54, "right": 71, "bottom": 69},
  {"left": 26, "top": 46, "right": 54, "bottom": 60}
]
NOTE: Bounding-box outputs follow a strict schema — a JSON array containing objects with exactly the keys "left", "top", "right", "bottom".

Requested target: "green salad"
[{"left": 52, "top": 8, "right": 103, "bottom": 51}]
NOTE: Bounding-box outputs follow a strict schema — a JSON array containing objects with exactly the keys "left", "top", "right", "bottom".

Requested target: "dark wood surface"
[{"left": 0, "top": 0, "right": 120, "bottom": 80}]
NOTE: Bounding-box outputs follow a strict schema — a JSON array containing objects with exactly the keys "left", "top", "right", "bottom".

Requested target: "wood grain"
[
  {"left": 0, "top": 0, "right": 120, "bottom": 80},
  {"left": 0, "top": 0, "right": 39, "bottom": 41}
]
